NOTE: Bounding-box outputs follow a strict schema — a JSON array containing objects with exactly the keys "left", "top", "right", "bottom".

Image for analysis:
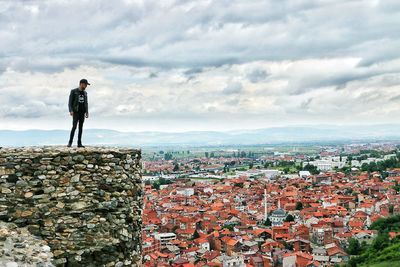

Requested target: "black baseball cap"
[{"left": 79, "top": 78, "right": 90, "bottom": 85}]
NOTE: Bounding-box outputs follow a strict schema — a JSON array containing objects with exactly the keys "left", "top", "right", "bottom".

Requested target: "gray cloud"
[
  {"left": 222, "top": 82, "right": 243, "bottom": 95},
  {"left": 1, "top": 0, "right": 399, "bottom": 72},
  {"left": 246, "top": 69, "right": 269, "bottom": 83},
  {"left": 389, "top": 95, "right": 400, "bottom": 102},
  {"left": 300, "top": 98, "right": 313, "bottom": 110},
  {"left": 1, "top": 0, "right": 400, "bottom": 131},
  {"left": 148, "top": 72, "right": 158, "bottom": 78},
  {"left": 184, "top": 68, "right": 204, "bottom": 76}
]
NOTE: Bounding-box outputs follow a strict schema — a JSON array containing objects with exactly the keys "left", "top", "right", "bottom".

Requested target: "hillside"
[
  {"left": 346, "top": 214, "right": 400, "bottom": 267},
  {"left": 3, "top": 124, "right": 400, "bottom": 146}
]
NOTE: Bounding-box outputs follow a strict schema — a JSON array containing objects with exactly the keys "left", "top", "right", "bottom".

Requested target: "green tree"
[
  {"left": 347, "top": 238, "right": 361, "bottom": 255},
  {"left": 193, "top": 230, "right": 200, "bottom": 239},
  {"left": 283, "top": 167, "right": 290, "bottom": 174},
  {"left": 152, "top": 181, "right": 160, "bottom": 190},
  {"left": 164, "top": 152, "right": 173, "bottom": 160},
  {"left": 264, "top": 162, "right": 271, "bottom": 168},
  {"left": 284, "top": 241, "right": 293, "bottom": 250},
  {"left": 223, "top": 224, "right": 235, "bottom": 231},
  {"left": 264, "top": 218, "right": 271, "bottom": 226},
  {"left": 285, "top": 214, "right": 295, "bottom": 222},
  {"left": 370, "top": 214, "right": 400, "bottom": 233},
  {"left": 347, "top": 239, "right": 400, "bottom": 267},
  {"left": 372, "top": 232, "right": 390, "bottom": 251},
  {"left": 389, "top": 205, "right": 394, "bottom": 214},
  {"left": 393, "top": 182, "right": 400, "bottom": 193},
  {"left": 173, "top": 163, "right": 179, "bottom": 172},
  {"left": 159, "top": 177, "right": 173, "bottom": 186},
  {"left": 303, "top": 164, "right": 319, "bottom": 175},
  {"left": 295, "top": 202, "right": 303, "bottom": 210}
]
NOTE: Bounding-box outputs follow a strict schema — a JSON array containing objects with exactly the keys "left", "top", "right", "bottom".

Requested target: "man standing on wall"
[{"left": 67, "top": 79, "right": 90, "bottom": 148}]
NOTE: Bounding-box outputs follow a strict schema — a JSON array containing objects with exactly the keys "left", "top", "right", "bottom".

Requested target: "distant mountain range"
[{"left": 2, "top": 124, "right": 400, "bottom": 147}]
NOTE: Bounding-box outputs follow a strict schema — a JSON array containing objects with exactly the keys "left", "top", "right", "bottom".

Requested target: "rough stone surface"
[
  {"left": 0, "top": 221, "right": 54, "bottom": 266},
  {"left": 0, "top": 146, "right": 143, "bottom": 267}
]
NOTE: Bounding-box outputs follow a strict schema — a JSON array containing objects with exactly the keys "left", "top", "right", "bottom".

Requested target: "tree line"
[{"left": 346, "top": 214, "right": 400, "bottom": 267}]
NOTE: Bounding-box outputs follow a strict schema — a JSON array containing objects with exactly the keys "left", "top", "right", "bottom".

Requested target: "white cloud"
[{"left": 0, "top": 0, "right": 400, "bottom": 131}]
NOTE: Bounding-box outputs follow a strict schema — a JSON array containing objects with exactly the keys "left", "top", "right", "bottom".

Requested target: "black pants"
[{"left": 69, "top": 112, "right": 85, "bottom": 144}]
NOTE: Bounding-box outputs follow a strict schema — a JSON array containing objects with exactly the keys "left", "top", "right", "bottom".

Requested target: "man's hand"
[
  {"left": 70, "top": 112, "right": 74, "bottom": 116},
  {"left": 85, "top": 113, "right": 89, "bottom": 118}
]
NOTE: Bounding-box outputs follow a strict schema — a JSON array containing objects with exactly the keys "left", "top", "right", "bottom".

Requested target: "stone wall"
[{"left": 0, "top": 146, "right": 143, "bottom": 267}]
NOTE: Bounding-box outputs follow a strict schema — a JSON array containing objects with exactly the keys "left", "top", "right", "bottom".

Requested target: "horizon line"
[{"left": 2, "top": 123, "right": 400, "bottom": 134}]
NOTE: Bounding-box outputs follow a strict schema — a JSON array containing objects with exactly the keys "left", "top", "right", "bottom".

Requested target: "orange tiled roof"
[{"left": 226, "top": 238, "right": 239, "bottom": 246}]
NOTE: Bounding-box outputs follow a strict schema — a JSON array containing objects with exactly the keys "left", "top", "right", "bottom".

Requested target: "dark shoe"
[
  {"left": 67, "top": 142, "right": 72, "bottom": 147},
  {"left": 77, "top": 144, "right": 85, "bottom": 148}
]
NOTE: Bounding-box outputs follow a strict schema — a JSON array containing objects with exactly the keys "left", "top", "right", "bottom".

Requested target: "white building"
[
  {"left": 198, "top": 240, "right": 210, "bottom": 251},
  {"left": 283, "top": 254, "right": 296, "bottom": 267},
  {"left": 154, "top": 233, "right": 177, "bottom": 246},
  {"left": 299, "top": 171, "right": 311, "bottom": 177},
  {"left": 384, "top": 154, "right": 397, "bottom": 160},
  {"left": 142, "top": 176, "right": 159, "bottom": 182},
  {"left": 261, "top": 169, "right": 280, "bottom": 179},
  {"left": 270, "top": 208, "right": 287, "bottom": 226},
  {"left": 159, "top": 184, "right": 170, "bottom": 190},
  {"left": 176, "top": 187, "right": 194, "bottom": 196},
  {"left": 354, "top": 231, "right": 375, "bottom": 244},
  {"left": 351, "top": 160, "right": 362, "bottom": 167},
  {"left": 204, "top": 187, "right": 213, "bottom": 193},
  {"left": 235, "top": 169, "right": 280, "bottom": 179},
  {"left": 160, "top": 174, "right": 178, "bottom": 179},
  {"left": 322, "top": 201, "right": 337, "bottom": 208},
  {"left": 222, "top": 254, "right": 245, "bottom": 267},
  {"left": 352, "top": 157, "right": 384, "bottom": 167},
  {"left": 304, "top": 157, "right": 346, "bottom": 171}
]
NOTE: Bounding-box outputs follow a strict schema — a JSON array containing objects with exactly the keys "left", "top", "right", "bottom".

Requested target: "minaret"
[
  {"left": 366, "top": 215, "right": 372, "bottom": 227},
  {"left": 264, "top": 189, "right": 268, "bottom": 222}
]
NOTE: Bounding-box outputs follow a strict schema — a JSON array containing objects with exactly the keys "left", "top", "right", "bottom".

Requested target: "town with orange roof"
[{"left": 141, "top": 143, "right": 400, "bottom": 266}]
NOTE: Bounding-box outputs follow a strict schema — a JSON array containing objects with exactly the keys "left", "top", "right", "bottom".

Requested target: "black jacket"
[{"left": 68, "top": 88, "right": 88, "bottom": 113}]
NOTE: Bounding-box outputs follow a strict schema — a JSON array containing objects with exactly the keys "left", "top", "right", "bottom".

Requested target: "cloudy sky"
[{"left": 0, "top": 0, "right": 400, "bottom": 132}]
